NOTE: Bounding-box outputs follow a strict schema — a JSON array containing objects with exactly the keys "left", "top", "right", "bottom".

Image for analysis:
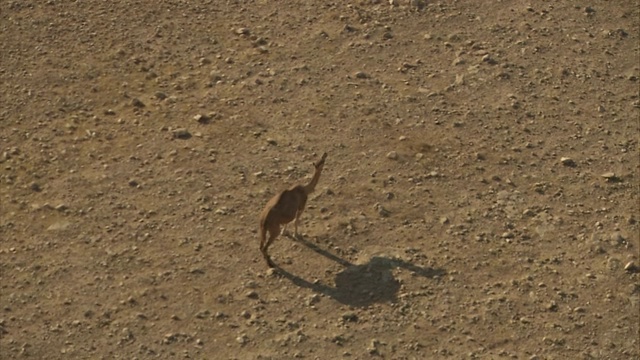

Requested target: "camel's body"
[{"left": 259, "top": 153, "right": 327, "bottom": 267}]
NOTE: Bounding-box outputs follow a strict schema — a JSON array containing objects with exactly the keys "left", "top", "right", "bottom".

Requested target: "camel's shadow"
[{"left": 273, "top": 235, "right": 446, "bottom": 307}]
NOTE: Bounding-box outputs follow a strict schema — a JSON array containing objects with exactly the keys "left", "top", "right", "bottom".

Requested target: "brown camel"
[{"left": 259, "top": 153, "right": 327, "bottom": 267}]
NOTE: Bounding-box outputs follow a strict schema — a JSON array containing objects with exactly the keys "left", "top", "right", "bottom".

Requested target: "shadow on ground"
[{"left": 273, "top": 235, "right": 446, "bottom": 307}]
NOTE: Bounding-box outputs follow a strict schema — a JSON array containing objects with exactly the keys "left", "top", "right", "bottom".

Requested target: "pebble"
[
  {"left": 624, "top": 261, "right": 638, "bottom": 273},
  {"left": 131, "top": 98, "right": 145, "bottom": 108},
  {"left": 194, "top": 114, "right": 210, "bottom": 124},
  {"left": 341, "top": 312, "right": 358, "bottom": 322},
  {"left": 560, "top": 157, "right": 576, "bottom": 167},
  {"left": 355, "top": 71, "right": 369, "bottom": 79},
  {"left": 173, "top": 128, "right": 191, "bottom": 139},
  {"left": 236, "top": 334, "right": 248, "bottom": 345},
  {"left": 47, "top": 221, "right": 71, "bottom": 231},
  {"left": 610, "top": 232, "right": 625, "bottom": 245},
  {"left": 601, "top": 172, "right": 619, "bottom": 182},
  {"left": 386, "top": 151, "right": 398, "bottom": 160},
  {"left": 306, "top": 294, "right": 321, "bottom": 306}
]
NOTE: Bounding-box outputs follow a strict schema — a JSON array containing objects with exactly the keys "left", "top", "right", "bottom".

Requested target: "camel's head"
[{"left": 314, "top": 152, "right": 328, "bottom": 171}]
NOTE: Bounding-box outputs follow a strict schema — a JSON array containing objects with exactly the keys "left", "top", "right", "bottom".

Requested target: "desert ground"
[{"left": 1, "top": 1, "right": 639, "bottom": 359}]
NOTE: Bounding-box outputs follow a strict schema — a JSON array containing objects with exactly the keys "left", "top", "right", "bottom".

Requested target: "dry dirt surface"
[{"left": 1, "top": 1, "right": 639, "bottom": 359}]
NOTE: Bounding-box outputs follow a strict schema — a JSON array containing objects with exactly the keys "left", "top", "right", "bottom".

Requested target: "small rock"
[
  {"left": 266, "top": 138, "right": 278, "bottom": 146},
  {"left": 341, "top": 312, "right": 358, "bottom": 322},
  {"left": 47, "top": 221, "right": 71, "bottom": 231},
  {"left": 306, "top": 294, "right": 321, "bottom": 306},
  {"left": 560, "top": 157, "right": 576, "bottom": 167},
  {"left": 374, "top": 203, "right": 391, "bottom": 217},
  {"left": 54, "top": 204, "right": 68, "bottom": 211},
  {"left": 482, "top": 54, "right": 497, "bottom": 64},
  {"left": 246, "top": 290, "right": 259, "bottom": 299},
  {"left": 194, "top": 114, "right": 210, "bottom": 124},
  {"left": 128, "top": 179, "right": 139, "bottom": 187},
  {"left": 266, "top": 268, "right": 278, "bottom": 277},
  {"left": 236, "top": 27, "right": 250, "bottom": 35},
  {"left": 624, "top": 261, "right": 638, "bottom": 273},
  {"left": 415, "top": 152, "right": 424, "bottom": 160},
  {"left": 30, "top": 182, "right": 42, "bottom": 192},
  {"left": 601, "top": 172, "right": 620, "bottom": 182},
  {"left": 236, "top": 334, "right": 248, "bottom": 345},
  {"left": 386, "top": 151, "right": 398, "bottom": 160},
  {"left": 173, "top": 128, "right": 191, "bottom": 139},
  {"left": 439, "top": 216, "right": 449, "bottom": 225},
  {"left": 131, "top": 98, "right": 145, "bottom": 108},
  {"left": 355, "top": 71, "right": 369, "bottom": 79},
  {"left": 610, "top": 232, "right": 626, "bottom": 245}
]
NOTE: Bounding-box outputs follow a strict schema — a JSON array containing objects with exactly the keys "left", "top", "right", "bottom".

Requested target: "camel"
[{"left": 259, "top": 152, "right": 328, "bottom": 267}]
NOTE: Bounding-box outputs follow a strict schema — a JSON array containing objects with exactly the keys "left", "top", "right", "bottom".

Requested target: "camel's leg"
[
  {"left": 261, "top": 224, "right": 280, "bottom": 267},
  {"left": 293, "top": 209, "right": 304, "bottom": 238}
]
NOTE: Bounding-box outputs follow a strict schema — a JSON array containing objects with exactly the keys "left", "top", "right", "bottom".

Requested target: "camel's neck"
[{"left": 302, "top": 167, "right": 323, "bottom": 195}]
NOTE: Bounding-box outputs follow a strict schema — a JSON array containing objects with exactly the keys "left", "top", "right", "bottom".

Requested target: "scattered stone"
[
  {"left": 439, "top": 216, "right": 450, "bottom": 225},
  {"left": 266, "top": 138, "right": 278, "bottom": 146},
  {"left": 47, "top": 221, "right": 71, "bottom": 231},
  {"left": 341, "top": 312, "right": 358, "bottom": 322},
  {"left": 236, "top": 27, "right": 250, "bottom": 35},
  {"left": 482, "top": 54, "right": 497, "bottom": 64},
  {"left": 265, "top": 268, "right": 279, "bottom": 278},
  {"left": 307, "top": 294, "right": 321, "bottom": 306},
  {"left": 374, "top": 203, "right": 391, "bottom": 217},
  {"left": 194, "top": 114, "right": 210, "bottom": 124},
  {"left": 30, "top": 182, "right": 42, "bottom": 192},
  {"left": 54, "top": 204, "right": 68, "bottom": 211},
  {"left": 560, "top": 157, "right": 576, "bottom": 167},
  {"left": 624, "top": 261, "right": 638, "bottom": 273},
  {"left": 128, "top": 179, "right": 139, "bottom": 187},
  {"left": 173, "top": 128, "right": 192, "bottom": 139},
  {"left": 386, "top": 151, "right": 398, "bottom": 160},
  {"left": 355, "top": 71, "right": 369, "bottom": 79},
  {"left": 610, "top": 232, "right": 626, "bottom": 246},
  {"left": 246, "top": 290, "right": 259, "bottom": 299},
  {"left": 236, "top": 334, "right": 249, "bottom": 345},
  {"left": 131, "top": 98, "right": 145, "bottom": 108},
  {"left": 601, "top": 172, "right": 620, "bottom": 182},
  {"left": 154, "top": 91, "right": 167, "bottom": 100}
]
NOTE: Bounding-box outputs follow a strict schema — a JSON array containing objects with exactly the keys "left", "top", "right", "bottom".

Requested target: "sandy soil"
[{"left": 1, "top": 1, "right": 639, "bottom": 359}]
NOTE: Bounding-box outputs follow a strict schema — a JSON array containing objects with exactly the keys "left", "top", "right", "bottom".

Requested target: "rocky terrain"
[{"left": 1, "top": 1, "right": 638, "bottom": 359}]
